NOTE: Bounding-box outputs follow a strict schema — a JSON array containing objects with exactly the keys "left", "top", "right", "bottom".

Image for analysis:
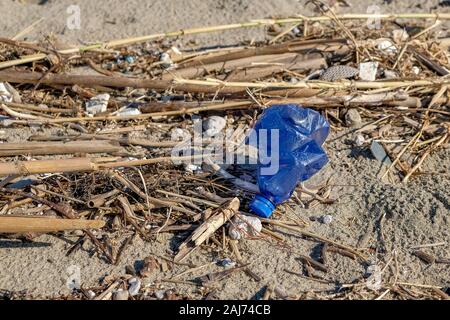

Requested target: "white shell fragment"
[
  {"left": 359, "top": 62, "right": 378, "bottom": 81},
  {"left": 128, "top": 277, "right": 141, "bottom": 296},
  {"left": 228, "top": 215, "right": 262, "bottom": 240},
  {"left": 85, "top": 93, "right": 110, "bottom": 115},
  {"left": 203, "top": 116, "right": 226, "bottom": 137},
  {"left": 113, "top": 106, "right": 142, "bottom": 117},
  {"left": 0, "top": 83, "right": 12, "bottom": 103},
  {"left": 184, "top": 163, "right": 202, "bottom": 173},
  {"left": 376, "top": 39, "right": 397, "bottom": 54}
]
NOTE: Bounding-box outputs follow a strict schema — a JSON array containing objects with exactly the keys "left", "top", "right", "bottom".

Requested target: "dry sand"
[{"left": 0, "top": 0, "right": 449, "bottom": 299}]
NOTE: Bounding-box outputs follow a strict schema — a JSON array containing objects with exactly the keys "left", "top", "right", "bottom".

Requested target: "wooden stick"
[
  {"left": 0, "top": 216, "right": 105, "bottom": 233},
  {"left": 0, "top": 155, "right": 206, "bottom": 176},
  {"left": 0, "top": 141, "right": 122, "bottom": 156},
  {"left": 1, "top": 12, "right": 449, "bottom": 69},
  {"left": 1, "top": 71, "right": 450, "bottom": 94},
  {"left": 174, "top": 198, "right": 240, "bottom": 262}
]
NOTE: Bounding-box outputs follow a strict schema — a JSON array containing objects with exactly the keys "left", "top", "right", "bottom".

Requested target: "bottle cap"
[{"left": 249, "top": 194, "right": 275, "bottom": 218}]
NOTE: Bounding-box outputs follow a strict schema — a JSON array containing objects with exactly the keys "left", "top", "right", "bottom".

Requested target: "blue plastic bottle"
[{"left": 249, "top": 104, "right": 330, "bottom": 218}]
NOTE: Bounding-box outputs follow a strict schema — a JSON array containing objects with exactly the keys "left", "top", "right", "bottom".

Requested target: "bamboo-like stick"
[
  {"left": 178, "top": 39, "right": 348, "bottom": 68},
  {"left": 2, "top": 70, "right": 448, "bottom": 95},
  {"left": 0, "top": 141, "right": 122, "bottom": 156},
  {"left": 0, "top": 101, "right": 253, "bottom": 124},
  {"left": 0, "top": 154, "right": 208, "bottom": 176},
  {"left": 222, "top": 57, "right": 327, "bottom": 82},
  {"left": 162, "top": 53, "right": 323, "bottom": 80},
  {"left": 0, "top": 216, "right": 105, "bottom": 233},
  {"left": 4, "top": 101, "right": 74, "bottom": 114},
  {"left": 1, "top": 13, "right": 449, "bottom": 69}
]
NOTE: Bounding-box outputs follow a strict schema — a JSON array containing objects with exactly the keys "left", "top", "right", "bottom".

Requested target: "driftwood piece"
[
  {"left": 174, "top": 197, "right": 240, "bottom": 262},
  {"left": 0, "top": 216, "right": 105, "bottom": 233}
]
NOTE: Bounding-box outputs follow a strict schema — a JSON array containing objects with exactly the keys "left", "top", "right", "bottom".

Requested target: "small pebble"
[
  {"left": 228, "top": 215, "right": 262, "bottom": 240},
  {"left": 184, "top": 163, "right": 202, "bottom": 173},
  {"left": 217, "top": 258, "right": 236, "bottom": 268},
  {"left": 412, "top": 66, "right": 420, "bottom": 75},
  {"left": 321, "top": 215, "right": 333, "bottom": 224},
  {"left": 154, "top": 290, "right": 165, "bottom": 300},
  {"left": 86, "top": 290, "right": 96, "bottom": 299},
  {"left": 85, "top": 93, "right": 109, "bottom": 115},
  {"left": 359, "top": 61, "right": 378, "bottom": 81},
  {"left": 125, "top": 265, "right": 136, "bottom": 276},
  {"left": 392, "top": 29, "right": 409, "bottom": 43},
  {"left": 345, "top": 109, "right": 362, "bottom": 127},
  {"left": 113, "top": 289, "right": 129, "bottom": 301},
  {"left": 0, "top": 82, "right": 12, "bottom": 103},
  {"left": 203, "top": 116, "right": 226, "bottom": 137},
  {"left": 124, "top": 56, "right": 135, "bottom": 64},
  {"left": 160, "top": 52, "right": 173, "bottom": 68},
  {"left": 128, "top": 278, "right": 141, "bottom": 297},
  {"left": 383, "top": 70, "right": 398, "bottom": 79},
  {"left": 355, "top": 134, "right": 365, "bottom": 147},
  {"left": 377, "top": 39, "right": 397, "bottom": 53}
]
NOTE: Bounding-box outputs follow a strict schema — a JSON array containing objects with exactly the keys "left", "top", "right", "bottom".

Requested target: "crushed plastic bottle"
[{"left": 249, "top": 104, "right": 330, "bottom": 218}]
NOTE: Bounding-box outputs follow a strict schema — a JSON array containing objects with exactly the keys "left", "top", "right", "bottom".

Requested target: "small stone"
[
  {"left": 228, "top": 215, "right": 262, "bottom": 240},
  {"left": 124, "top": 56, "right": 135, "bottom": 64},
  {"left": 321, "top": 215, "right": 333, "bottom": 224},
  {"left": 154, "top": 290, "right": 165, "bottom": 300},
  {"left": 125, "top": 265, "right": 136, "bottom": 276},
  {"left": 355, "top": 134, "right": 365, "bottom": 147},
  {"left": 289, "top": 77, "right": 299, "bottom": 84},
  {"left": 86, "top": 290, "right": 96, "bottom": 299},
  {"left": 392, "top": 29, "right": 409, "bottom": 43},
  {"left": 171, "top": 128, "right": 190, "bottom": 141},
  {"left": 217, "top": 258, "right": 236, "bottom": 268},
  {"left": 113, "top": 289, "right": 129, "bottom": 301},
  {"left": 160, "top": 52, "right": 173, "bottom": 68},
  {"left": 383, "top": 70, "right": 398, "bottom": 79},
  {"left": 203, "top": 116, "right": 226, "bottom": 137},
  {"left": 370, "top": 141, "right": 392, "bottom": 166},
  {"left": 344, "top": 109, "right": 362, "bottom": 127},
  {"left": 73, "top": 229, "right": 84, "bottom": 237},
  {"left": 359, "top": 62, "right": 378, "bottom": 81},
  {"left": 116, "top": 107, "right": 141, "bottom": 117},
  {"left": 292, "top": 26, "right": 301, "bottom": 35},
  {"left": 376, "top": 39, "right": 397, "bottom": 54},
  {"left": 128, "top": 278, "right": 141, "bottom": 296},
  {"left": 0, "top": 83, "right": 12, "bottom": 103},
  {"left": 184, "top": 163, "right": 202, "bottom": 173},
  {"left": 412, "top": 66, "right": 420, "bottom": 75},
  {"left": 139, "top": 256, "right": 160, "bottom": 278},
  {"left": 85, "top": 93, "right": 109, "bottom": 115}
]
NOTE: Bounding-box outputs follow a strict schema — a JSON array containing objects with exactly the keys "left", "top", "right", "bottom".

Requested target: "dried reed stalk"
[
  {"left": 0, "top": 141, "right": 122, "bottom": 156},
  {"left": 0, "top": 216, "right": 105, "bottom": 233},
  {"left": 1, "top": 13, "right": 449, "bottom": 69}
]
